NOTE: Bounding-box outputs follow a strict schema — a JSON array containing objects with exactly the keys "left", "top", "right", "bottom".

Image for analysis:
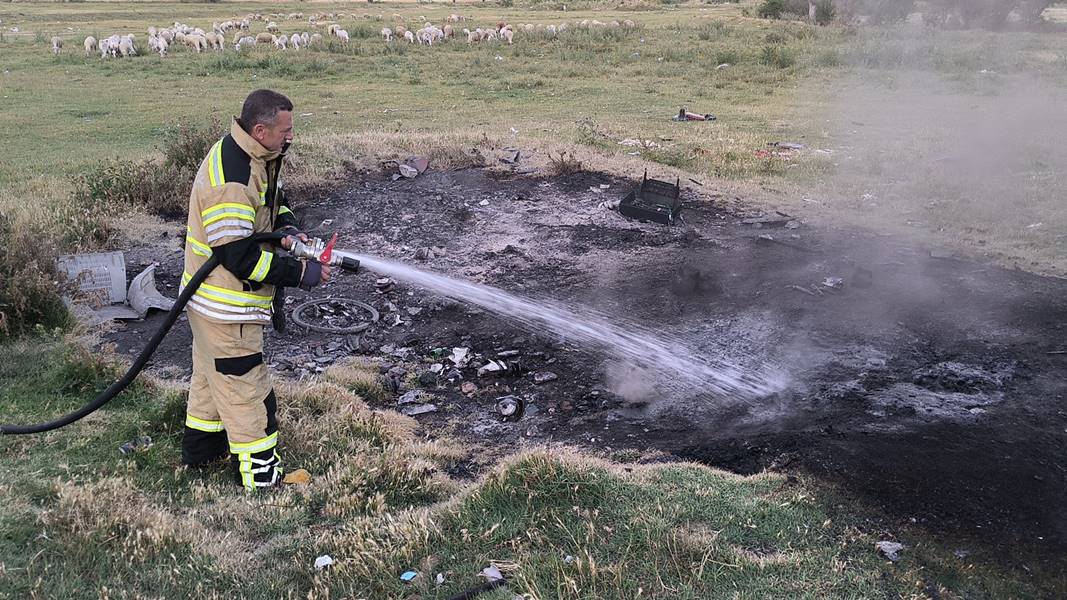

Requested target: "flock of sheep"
[{"left": 48, "top": 11, "right": 639, "bottom": 58}]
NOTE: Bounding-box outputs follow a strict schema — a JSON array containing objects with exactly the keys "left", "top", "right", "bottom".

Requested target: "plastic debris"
[
  {"left": 450, "top": 347, "right": 471, "bottom": 367},
  {"left": 118, "top": 435, "right": 153, "bottom": 455},
  {"left": 435, "top": 573, "right": 445, "bottom": 585},
  {"left": 876, "top": 541, "right": 904, "bottom": 562},
  {"left": 496, "top": 395, "right": 525, "bottom": 422},
  {"left": 480, "top": 565, "right": 504, "bottom": 582},
  {"left": 314, "top": 555, "right": 334, "bottom": 570},
  {"left": 533, "top": 371, "right": 559, "bottom": 384},
  {"left": 400, "top": 570, "right": 418, "bottom": 582}
]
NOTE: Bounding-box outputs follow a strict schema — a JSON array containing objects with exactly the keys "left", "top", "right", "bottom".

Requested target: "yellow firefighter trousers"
[{"left": 183, "top": 311, "right": 281, "bottom": 490}]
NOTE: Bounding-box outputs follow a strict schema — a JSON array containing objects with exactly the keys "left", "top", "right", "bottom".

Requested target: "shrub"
[
  {"left": 71, "top": 159, "right": 186, "bottom": 219},
  {"left": 760, "top": 44, "right": 797, "bottom": 68},
  {"left": 0, "top": 214, "right": 70, "bottom": 338},
  {"left": 758, "top": 0, "right": 787, "bottom": 19},
  {"left": 160, "top": 118, "right": 224, "bottom": 173}
]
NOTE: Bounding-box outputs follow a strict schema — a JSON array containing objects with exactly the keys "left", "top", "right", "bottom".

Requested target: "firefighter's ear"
[{"left": 250, "top": 122, "right": 268, "bottom": 143}]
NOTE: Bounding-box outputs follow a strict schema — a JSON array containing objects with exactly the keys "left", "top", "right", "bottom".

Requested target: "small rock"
[
  {"left": 461, "top": 382, "right": 478, "bottom": 395},
  {"left": 533, "top": 371, "right": 559, "bottom": 384},
  {"left": 876, "top": 541, "right": 904, "bottom": 562},
  {"left": 375, "top": 277, "right": 395, "bottom": 293},
  {"left": 479, "top": 199, "right": 490, "bottom": 206},
  {"left": 407, "top": 307, "right": 423, "bottom": 316},
  {"left": 413, "top": 247, "right": 435, "bottom": 261},
  {"left": 400, "top": 403, "right": 437, "bottom": 416},
  {"left": 418, "top": 371, "right": 438, "bottom": 386},
  {"left": 314, "top": 555, "right": 334, "bottom": 570},
  {"left": 784, "top": 220, "right": 800, "bottom": 229}
]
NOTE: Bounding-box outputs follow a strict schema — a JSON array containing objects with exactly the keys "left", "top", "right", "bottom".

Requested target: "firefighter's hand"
[
  {"left": 280, "top": 233, "right": 310, "bottom": 251},
  {"left": 320, "top": 264, "right": 332, "bottom": 284}
]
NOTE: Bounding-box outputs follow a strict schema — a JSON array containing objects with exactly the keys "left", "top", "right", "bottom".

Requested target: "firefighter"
[{"left": 180, "top": 89, "right": 329, "bottom": 490}]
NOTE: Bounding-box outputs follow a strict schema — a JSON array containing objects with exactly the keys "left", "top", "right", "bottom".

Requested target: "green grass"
[{"left": 1, "top": 341, "right": 1062, "bottom": 598}]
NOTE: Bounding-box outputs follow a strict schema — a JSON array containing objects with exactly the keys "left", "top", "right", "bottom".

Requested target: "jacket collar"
[{"left": 230, "top": 117, "right": 281, "bottom": 162}]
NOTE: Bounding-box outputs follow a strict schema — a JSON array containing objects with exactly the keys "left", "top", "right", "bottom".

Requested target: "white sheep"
[
  {"left": 148, "top": 26, "right": 157, "bottom": 37},
  {"left": 160, "top": 29, "right": 174, "bottom": 43},
  {"left": 84, "top": 35, "right": 97, "bottom": 56},
  {"left": 404, "top": 29, "right": 415, "bottom": 44},
  {"left": 118, "top": 37, "right": 136, "bottom": 57},
  {"left": 301, "top": 32, "right": 309, "bottom": 46},
  {"left": 274, "top": 35, "right": 287, "bottom": 49},
  {"left": 443, "top": 24, "right": 454, "bottom": 39},
  {"left": 51, "top": 36, "right": 63, "bottom": 55},
  {"left": 184, "top": 34, "right": 207, "bottom": 53},
  {"left": 290, "top": 33, "right": 302, "bottom": 49},
  {"left": 622, "top": 19, "right": 636, "bottom": 28},
  {"left": 266, "top": 21, "right": 279, "bottom": 33},
  {"left": 336, "top": 29, "right": 349, "bottom": 45},
  {"left": 156, "top": 36, "right": 168, "bottom": 57},
  {"left": 500, "top": 26, "right": 513, "bottom": 44},
  {"left": 205, "top": 31, "right": 223, "bottom": 51},
  {"left": 381, "top": 27, "right": 392, "bottom": 41},
  {"left": 546, "top": 24, "right": 557, "bottom": 35},
  {"left": 309, "top": 32, "right": 323, "bottom": 45},
  {"left": 235, "top": 35, "right": 256, "bottom": 51}
]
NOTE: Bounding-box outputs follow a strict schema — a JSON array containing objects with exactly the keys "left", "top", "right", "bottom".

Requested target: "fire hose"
[{"left": 0, "top": 233, "right": 359, "bottom": 435}]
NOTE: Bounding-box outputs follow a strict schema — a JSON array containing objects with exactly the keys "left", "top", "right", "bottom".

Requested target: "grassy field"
[
  {"left": 1, "top": 1, "right": 1066, "bottom": 597},
  {"left": 1, "top": 339, "right": 1058, "bottom": 599}
]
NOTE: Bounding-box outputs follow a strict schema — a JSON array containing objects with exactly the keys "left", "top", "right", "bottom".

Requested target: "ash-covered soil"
[{"left": 112, "top": 166, "right": 1067, "bottom": 561}]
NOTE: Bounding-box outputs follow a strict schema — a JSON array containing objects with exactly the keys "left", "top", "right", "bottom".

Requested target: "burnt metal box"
[{"left": 619, "top": 170, "right": 682, "bottom": 225}]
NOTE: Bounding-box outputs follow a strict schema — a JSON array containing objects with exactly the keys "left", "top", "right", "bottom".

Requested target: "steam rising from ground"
[{"left": 817, "top": 24, "right": 1067, "bottom": 274}]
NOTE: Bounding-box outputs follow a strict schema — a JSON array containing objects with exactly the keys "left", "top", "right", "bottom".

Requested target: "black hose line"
[
  {"left": 0, "top": 231, "right": 293, "bottom": 436},
  {"left": 0, "top": 254, "right": 220, "bottom": 435}
]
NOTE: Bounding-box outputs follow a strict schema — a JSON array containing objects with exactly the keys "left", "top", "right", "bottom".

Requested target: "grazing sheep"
[
  {"left": 235, "top": 35, "right": 256, "bottom": 51},
  {"left": 185, "top": 34, "right": 208, "bottom": 53},
  {"left": 500, "top": 26, "right": 513, "bottom": 44},
  {"left": 546, "top": 24, "right": 557, "bottom": 35},
  {"left": 266, "top": 21, "right": 279, "bottom": 33},
  {"left": 148, "top": 26, "right": 157, "bottom": 37},
  {"left": 84, "top": 35, "right": 97, "bottom": 56},
  {"left": 255, "top": 32, "right": 275, "bottom": 44},
  {"left": 118, "top": 38, "right": 136, "bottom": 57},
  {"left": 395, "top": 25, "right": 407, "bottom": 37},
  {"left": 336, "top": 29, "right": 349, "bottom": 45},
  {"left": 326, "top": 24, "right": 339, "bottom": 36},
  {"left": 240, "top": 19, "right": 250, "bottom": 31},
  {"left": 381, "top": 27, "right": 392, "bottom": 41},
  {"left": 309, "top": 32, "right": 323, "bottom": 45},
  {"left": 51, "top": 36, "right": 63, "bottom": 55},
  {"left": 623, "top": 19, "right": 635, "bottom": 28},
  {"left": 160, "top": 29, "right": 174, "bottom": 43},
  {"left": 156, "top": 36, "right": 168, "bottom": 57},
  {"left": 205, "top": 31, "right": 223, "bottom": 51},
  {"left": 443, "top": 24, "right": 453, "bottom": 39},
  {"left": 404, "top": 29, "right": 415, "bottom": 44},
  {"left": 290, "top": 33, "right": 302, "bottom": 49},
  {"left": 274, "top": 35, "right": 287, "bottom": 49},
  {"left": 301, "top": 32, "right": 309, "bottom": 46}
]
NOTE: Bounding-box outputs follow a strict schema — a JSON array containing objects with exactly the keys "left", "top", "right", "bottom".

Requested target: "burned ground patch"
[{"left": 112, "top": 167, "right": 1067, "bottom": 563}]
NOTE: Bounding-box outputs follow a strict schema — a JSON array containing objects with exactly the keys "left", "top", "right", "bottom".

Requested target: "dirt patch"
[{"left": 110, "top": 166, "right": 1067, "bottom": 564}]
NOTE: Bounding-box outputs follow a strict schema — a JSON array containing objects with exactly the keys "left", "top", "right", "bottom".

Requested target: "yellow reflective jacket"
[{"left": 181, "top": 118, "right": 305, "bottom": 324}]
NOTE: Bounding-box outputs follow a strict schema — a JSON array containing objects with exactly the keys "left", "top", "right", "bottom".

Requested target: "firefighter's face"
[{"left": 253, "top": 110, "right": 294, "bottom": 152}]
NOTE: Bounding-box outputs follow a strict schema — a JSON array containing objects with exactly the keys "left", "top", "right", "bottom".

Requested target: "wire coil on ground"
[{"left": 290, "top": 298, "right": 379, "bottom": 334}]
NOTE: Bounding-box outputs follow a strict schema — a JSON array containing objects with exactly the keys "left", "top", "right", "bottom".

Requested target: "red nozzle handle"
[{"left": 320, "top": 233, "right": 337, "bottom": 264}]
